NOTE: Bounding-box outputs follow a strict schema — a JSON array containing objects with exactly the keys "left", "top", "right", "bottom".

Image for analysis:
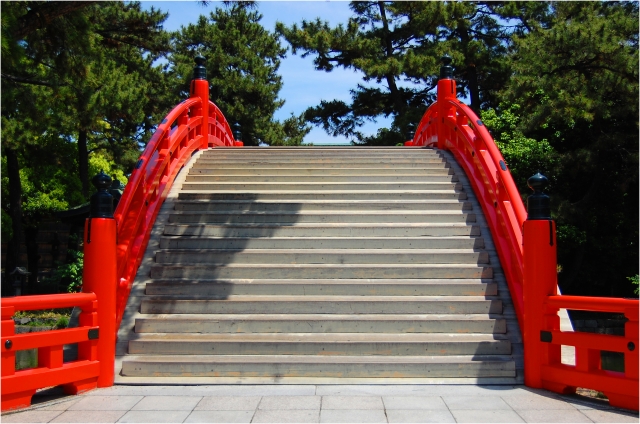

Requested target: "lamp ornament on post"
[
  {"left": 436, "top": 54, "right": 456, "bottom": 150},
  {"left": 523, "top": 171, "right": 562, "bottom": 391},
  {"left": 82, "top": 171, "right": 117, "bottom": 387},
  {"left": 190, "top": 54, "right": 210, "bottom": 149}
]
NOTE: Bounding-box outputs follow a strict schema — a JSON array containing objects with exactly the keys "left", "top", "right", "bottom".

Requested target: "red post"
[
  {"left": 437, "top": 55, "right": 456, "bottom": 150},
  {"left": 81, "top": 171, "right": 116, "bottom": 387},
  {"left": 190, "top": 55, "right": 210, "bottom": 150},
  {"left": 523, "top": 173, "right": 561, "bottom": 389}
]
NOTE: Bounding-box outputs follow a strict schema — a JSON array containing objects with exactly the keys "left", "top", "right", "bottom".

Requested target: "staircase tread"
[
  {"left": 147, "top": 278, "right": 493, "bottom": 285},
  {"left": 135, "top": 313, "right": 505, "bottom": 320},
  {"left": 155, "top": 248, "right": 485, "bottom": 254},
  {"left": 150, "top": 263, "right": 490, "bottom": 269},
  {"left": 122, "top": 354, "right": 516, "bottom": 364},
  {"left": 169, "top": 210, "right": 471, "bottom": 215},
  {"left": 143, "top": 295, "right": 499, "bottom": 301},
  {"left": 129, "top": 333, "right": 510, "bottom": 342}
]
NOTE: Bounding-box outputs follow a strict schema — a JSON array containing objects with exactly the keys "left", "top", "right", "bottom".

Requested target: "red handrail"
[
  {"left": 112, "top": 81, "right": 240, "bottom": 330},
  {"left": 411, "top": 70, "right": 638, "bottom": 410},
  {"left": 408, "top": 78, "right": 527, "bottom": 327},
  {"left": 1, "top": 293, "right": 100, "bottom": 411}
]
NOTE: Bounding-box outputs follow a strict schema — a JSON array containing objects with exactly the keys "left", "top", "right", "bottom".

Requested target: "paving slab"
[
  {"left": 67, "top": 395, "right": 143, "bottom": 411},
  {"left": 258, "top": 395, "right": 321, "bottom": 410},
  {"left": 502, "top": 393, "right": 579, "bottom": 410},
  {"left": 442, "top": 395, "right": 512, "bottom": 410},
  {"left": 117, "top": 410, "right": 191, "bottom": 423},
  {"left": 382, "top": 396, "right": 448, "bottom": 410},
  {"left": 130, "top": 395, "right": 202, "bottom": 411},
  {"left": 516, "top": 409, "right": 593, "bottom": 423},
  {"left": 184, "top": 410, "right": 254, "bottom": 423},
  {"left": 450, "top": 409, "right": 526, "bottom": 423},
  {"left": 194, "top": 396, "right": 261, "bottom": 411},
  {"left": 2, "top": 410, "right": 64, "bottom": 423},
  {"left": 253, "top": 409, "right": 321, "bottom": 423},
  {"left": 320, "top": 409, "right": 388, "bottom": 423},
  {"left": 386, "top": 409, "right": 456, "bottom": 423},
  {"left": 35, "top": 398, "right": 80, "bottom": 411},
  {"left": 322, "top": 395, "right": 384, "bottom": 410},
  {"left": 50, "top": 410, "right": 127, "bottom": 423},
  {"left": 579, "top": 408, "right": 640, "bottom": 423}
]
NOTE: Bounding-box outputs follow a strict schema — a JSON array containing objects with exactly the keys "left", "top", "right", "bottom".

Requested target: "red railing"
[
  {"left": 409, "top": 66, "right": 639, "bottom": 410},
  {"left": 1, "top": 294, "right": 100, "bottom": 411},
  {"left": 2, "top": 64, "right": 241, "bottom": 411},
  {"left": 408, "top": 77, "right": 527, "bottom": 325},
  {"left": 113, "top": 78, "right": 240, "bottom": 330}
]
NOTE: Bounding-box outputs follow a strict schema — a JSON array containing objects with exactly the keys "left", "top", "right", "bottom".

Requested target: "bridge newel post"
[
  {"left": 191, "top": 54, "right": 210, "bottom": 150},
  {"left": 437, "top": 55, "right": 456, "bottom": 150},
  {"left": 82, "top": 171, "right": 116, "bottom": 387},
  {"left": 523, "top": 173, "right": 562, "bottom": 390}
]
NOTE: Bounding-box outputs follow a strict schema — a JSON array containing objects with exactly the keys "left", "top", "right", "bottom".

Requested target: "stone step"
[
  {"left": 149, "top": 263, "right": 493, "bottom": 280},
  {"left": 194, "top": 157, "right": 447, "bottom": 164},
  {"left": 185, "top": 174, "right": 458, "bottom": 183},
  {"left": 177, "top": 190, "right": 468, "bottom": 201},
  {"left": 154, "top": 249, "right": 489, "bottom": 265},
  {"left": 134, "top": 313, "right": 507, "bottom": 334},
  {"left": 158, "top": 236, "right": 485, "bottom": 250},
  {"left": 190, "top": 162, "right": 450, "bottom": 169},
  {"left": 181, "top": 182, "right": 462, "bottom": 191},
  {"left": 127, "top": 333, "right": 511, "bottom": 356},
  {"left": 173, "top": 200, "right": 471, "bottom": 212},
  {"left": 140, "top": 295, "right": 501, "bottom": 315},
  {"left": 188, "top": 167, "right": 454, "bottom": 176},
  {"left": 167, "top": 210, "right": 476, "bottom": 224},
  {"left": 120, "top": 354, "right": 516, "bottom": 378},
  {"left": 163, "top": 223, "right": 480, "bottom": 238},
  {"left": 144, "top": 279, "right": 497, "bottom": 296},
  {"left": 201, "top": 149, "right": 443, "bottom": 156}
]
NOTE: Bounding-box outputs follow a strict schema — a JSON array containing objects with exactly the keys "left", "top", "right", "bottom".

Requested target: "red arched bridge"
[{"left": 2, "top": 56, "right": 638, "bottom": 412}]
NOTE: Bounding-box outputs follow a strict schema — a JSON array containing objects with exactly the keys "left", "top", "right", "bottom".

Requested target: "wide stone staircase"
[{"left": 116, "top": 147, "right": 523, "bottom": 383}]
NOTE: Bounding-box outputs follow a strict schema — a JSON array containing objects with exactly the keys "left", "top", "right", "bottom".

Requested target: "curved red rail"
[
  {"left": 112, "top": 93, "right": 239, "bottom": 329},
  {"left": 410, "top": 75, "right": 638, "bottom": 410},
  {"left": 409, "top": 86, "right": 526, "bottom": 326}
]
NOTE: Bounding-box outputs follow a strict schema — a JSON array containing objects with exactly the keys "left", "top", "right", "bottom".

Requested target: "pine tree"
[{"left": 170, "top": 2, "right": 309, "bottom": 146}]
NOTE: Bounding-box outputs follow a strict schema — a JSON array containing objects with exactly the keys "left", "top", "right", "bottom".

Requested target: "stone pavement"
[{"left": 2, "top": 385, "right": 638, "bottom": 423}]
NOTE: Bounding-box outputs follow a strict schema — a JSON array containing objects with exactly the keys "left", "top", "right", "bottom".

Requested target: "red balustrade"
[
  {"left": 113, "top": 71, "right": 240, "bottom": 331},
  {"left": 1, "top": 293, "right": 100, "bottom": 411},
  {"left": 410, "top": 57, "right": 639, "bottom": 410}
]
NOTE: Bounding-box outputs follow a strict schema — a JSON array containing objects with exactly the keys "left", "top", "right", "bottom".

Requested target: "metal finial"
[
  {"left": 193, "top": 54, "right": 207, "bottom": 80},
  {"left": 440, "top": 54, "right": 453, "bottom": 79},
  {"left": 526, "top": 172, "right": 551, "bottom": 220},
  {"left": 90, "top": 171, "right": 114, "bottom": 218}
]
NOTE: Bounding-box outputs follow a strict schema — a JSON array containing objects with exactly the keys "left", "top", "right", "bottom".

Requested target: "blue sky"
[{"left": 142, "top": 1, "right": 394, "bottom": 144}]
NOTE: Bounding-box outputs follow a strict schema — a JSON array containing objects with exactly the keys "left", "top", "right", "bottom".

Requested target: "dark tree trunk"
[
  {"left": 457, "top": 24, "right": 481, "bottom": 114},
  {"left": 377, "top": 1, "right": 405, "bottom": 114},
  {"left": 78, "top": 129, "right": 89, "bottom": 198},
  {"left": 25, "top": 226, "right": 40, "bottom": 294},
  {"left": 4, "top": 147, "right": 25, "bottom": 295}
]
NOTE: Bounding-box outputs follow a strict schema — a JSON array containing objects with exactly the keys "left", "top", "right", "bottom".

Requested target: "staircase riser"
[
  {"left": 145, "top": 282, "right": 498, "bottom": 297},
  {"left": 173, "top": 201, "right": 472, "bottom": 212},
  {"left": 154, "top": 251, "right": 489, "bottom": 265},
  {"left": 189, "top": 168, "right": 454, "bottom": 176},
  {"left": 128, "top": 341, "right": 511, "bottom": 356},
  {"left": 140, "top": 300, "right": 501, "bottom": 315},
  {"left": 135, "top": 319, "right": 507, "bottom": 334},
  {"left": 191, "top": 163, "right": 450, "bottom": 169},
  {"left": 159, "top": 237, "right": 485, "bottom": 250},
  {"left": 163, "top": 225, "right": 480, "bottom": 237},
  {"left": 149, "top": 265, "right": 493, "bottom": 280},
  {"left": 186, "top": 176, "right": 458, "bottom": 183},
  {"left": 167, "top": 213, "right": 475, "bottom": 224},
  {"left": 121, "top": 362, "right": 515, "bottom": 378},
  {"left": 182, "top": 183, "right": 462, "bottom": 191},
  {"left": 195, "top": 158, "right": 448, "bottom": 164},
  {"left": 177, "top": 192, "right": 468, "bottom": 200}
]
